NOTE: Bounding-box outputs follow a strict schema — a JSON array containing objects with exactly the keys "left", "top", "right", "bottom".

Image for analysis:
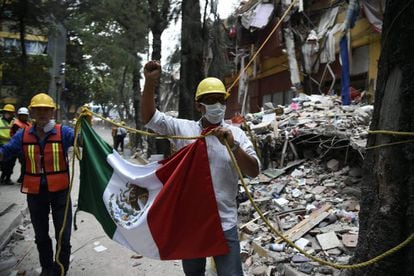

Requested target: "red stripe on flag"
[{"left": 148, "top": 138, "right": 229, "bottom": 260}]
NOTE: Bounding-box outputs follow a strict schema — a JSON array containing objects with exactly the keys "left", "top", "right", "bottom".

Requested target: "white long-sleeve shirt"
[{"left": 146, "top": 110, "right": 260, "bottom": 231}]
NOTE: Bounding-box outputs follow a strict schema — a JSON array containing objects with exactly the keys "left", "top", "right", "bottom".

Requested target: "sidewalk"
[
  {"left": 0, "top": 162, "right": 27, "bottom": 250},
  {"left": 0, "top": 126, "right": 184, "bottom": 275}
]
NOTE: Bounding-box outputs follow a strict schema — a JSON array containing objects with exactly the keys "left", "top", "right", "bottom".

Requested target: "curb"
[{"left": 0, "top": 204, "right": 28, "bottom": 250}]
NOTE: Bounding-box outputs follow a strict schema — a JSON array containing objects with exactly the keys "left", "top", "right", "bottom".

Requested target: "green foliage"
[
  {"left": 0, "top": 0, "right": 80, "bottom": 107},
  {"left": 2, "top": 51, "right": 51, "bottom": 106},
  {"left": 66, "top": 0, "right": 149, "bottom": 120},
  {"left": 207, "top": 19, "right": 234, "bottom": 78},
  {"left": 62, "top": 63, "right": 93, "bottom": 111},
  {"left": 4, "top": 0, "right": 49, "bottom": 33}
]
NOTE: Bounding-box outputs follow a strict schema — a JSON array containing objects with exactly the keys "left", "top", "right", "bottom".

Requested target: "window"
[
  {"left": 3, "top": 38, "right": 47, "bottom": 55},
  {"left": 262, "top": 90, "right": 294, "bottom": 107}
]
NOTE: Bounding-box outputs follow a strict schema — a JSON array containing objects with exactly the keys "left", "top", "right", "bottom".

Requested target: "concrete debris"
[
  {"left": 243, "top": 223, "right": 261, "bottom": 235},
  {"left": 342, "top": 233, "right": 358, "bottom": 248},
  {"left": 251, "top": 265, "right": 268, "bottom": 276},
  {"left": 316, "top": 232, "right": 342, "bottom": 250},
  {"left": 326, "top": 159, "right": 339, "bottom": 172},
  {"left": 238, "top": 95, "right": 369, "bottom": 275},
  {"left": 245, "top": 94, "right": 372, "bottom": 171}
]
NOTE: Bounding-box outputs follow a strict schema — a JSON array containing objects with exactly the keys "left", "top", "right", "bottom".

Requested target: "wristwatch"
[{"left": 231, "top": 140, "right": 240, "bottom": 152}]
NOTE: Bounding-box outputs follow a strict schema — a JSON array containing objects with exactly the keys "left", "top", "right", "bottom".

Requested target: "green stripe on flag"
[{"left": 78, "top": 118, "right": 117, "bottom": 237}]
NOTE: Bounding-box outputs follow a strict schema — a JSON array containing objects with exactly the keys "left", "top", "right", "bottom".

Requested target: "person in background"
[
  {"left": 0, "top": 93, "right": 78, "bottom": 276},
  {"left": 0, "top": 104, "right": 16, "bottom": 185},
  {"left": 10, "top": 107, "right": 31, "bottom": 136},
  {"left": 10, "top": 107, "right": 32, "bottom": 183},
  {"left": 114, "top": 121, "right": 127, "bottom": 152},
  {"left": 141, "top": 60, "right": 260, "bottom": 276},
  {"left": 111, "top": 124, "right": 118, "bottom": 148}
]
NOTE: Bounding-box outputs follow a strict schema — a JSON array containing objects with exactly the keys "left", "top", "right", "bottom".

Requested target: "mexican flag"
[{"left": 77, "top": 118, "right": 229, "bottom": 260}]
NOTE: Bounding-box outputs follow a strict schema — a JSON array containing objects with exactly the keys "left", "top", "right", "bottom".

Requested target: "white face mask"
[
  {"left": 201, "top": 102, "right": 226, "bottom": 124},
  {"left": 43, "top": 119, "right": 56, "bottom": 133}
]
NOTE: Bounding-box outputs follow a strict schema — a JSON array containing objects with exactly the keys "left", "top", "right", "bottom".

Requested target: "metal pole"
[{"left": 55, "top": 77, "right": 61, "bottom": 122}]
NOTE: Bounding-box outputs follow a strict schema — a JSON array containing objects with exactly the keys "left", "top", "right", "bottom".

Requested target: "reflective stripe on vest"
[
  {"left": 52, "top": 142, "right": 60, "bottom": 171},
  {"left": 21, "top": 124, "right": 69, "bottom": 194},
  {"left": 27, "top": 144, "right": 37, "bottom": 174}
]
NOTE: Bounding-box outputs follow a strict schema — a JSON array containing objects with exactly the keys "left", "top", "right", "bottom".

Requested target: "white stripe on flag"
[{"left": 102, "top": 151, "right": 164, "bottom": 259}]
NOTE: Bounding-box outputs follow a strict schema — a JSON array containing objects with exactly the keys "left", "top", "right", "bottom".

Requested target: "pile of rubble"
[
  {"left": 242, "top": 94, "right": 373, "bottom": 169},
  {"left": 238, "top": 159, "right": 362, "bottom": 276},
  {"left": 235, "top": 94, "right": 373, "bottom": 275}
]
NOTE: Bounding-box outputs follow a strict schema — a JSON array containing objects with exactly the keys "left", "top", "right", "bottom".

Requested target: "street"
[{"left": 0, "top": 125, "right": 184, "bottom": 276}]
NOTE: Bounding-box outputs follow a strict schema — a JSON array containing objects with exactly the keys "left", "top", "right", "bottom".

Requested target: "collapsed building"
[
  {"left": 237, "top": 94, "right": 371, "bottom": 275},
  {"left": 224, "top": 0, "right": 383, "bottom": 115},
  {"left": 217, "top": 0, "right": 385, "bottom": 274}
]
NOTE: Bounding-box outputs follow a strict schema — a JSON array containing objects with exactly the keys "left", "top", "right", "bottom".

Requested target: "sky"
[{"left": 217, "top": 0, "right": 240, "bottom": 18}]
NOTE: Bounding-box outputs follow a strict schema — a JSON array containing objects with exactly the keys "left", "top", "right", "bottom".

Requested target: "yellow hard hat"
[
  {"left": 3, "top": 104, "right": 15, "bottom": 112},
  {"left": 195, "top": 77, "right": 229, "bottom": 101},
  {"left": 29, "top": 93, "right": 56, "bottom": 110}
]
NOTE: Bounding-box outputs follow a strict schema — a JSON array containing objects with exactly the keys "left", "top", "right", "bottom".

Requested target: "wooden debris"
[
  {"left": 280, "top": 131, "right": 289, "bottom": 167},
  {"left": 275, "top": 204, "right": 332, "bottom": 244},
  {"left": 240, "top": 211, "right": 270, "bottom": 230},
  {"left": 251, "top": 241, "right": 269, "bottom": 258}
]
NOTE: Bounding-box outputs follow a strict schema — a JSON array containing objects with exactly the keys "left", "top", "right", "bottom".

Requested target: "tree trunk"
[
  {"left": 350, "top": 1, "right": 414, "bottom": 275},
  {"left": 151, "top": 31, "right": 162, "bottom": 61},
  {"left": 132, "top": 65, "right": 143, "bottom": 149},
  {"left": 147, "top": 0, "right": 171, "bottom": 156},
  {"left": 119, "top": 65, "right": 130, "bottom": 120},
  {"left": 151, "top": 31, "right": 162, "bottom": 110},
  {"left": 178, "top": 0, "right": 203, "bottom": 120},
  {"left": 18, "top": 0, "right": 29, "bottom": 101},
  {"left": 151, "top": 30, "right": 171, "bottom": 157}
]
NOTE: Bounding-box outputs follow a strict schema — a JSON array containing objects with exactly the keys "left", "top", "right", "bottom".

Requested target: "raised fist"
[{"left": 144, "top": 60, "right": 161, "bottom": 81}]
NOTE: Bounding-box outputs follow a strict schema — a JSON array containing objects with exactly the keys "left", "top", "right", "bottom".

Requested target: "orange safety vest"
[
  {"left": 11, "top": 119, "right": 32, "bottom": 136},
  {"left": 21, "top": 124, "right": 69, "bottom": 194}
]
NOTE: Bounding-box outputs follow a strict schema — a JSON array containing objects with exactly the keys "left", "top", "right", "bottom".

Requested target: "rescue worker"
[
  {"left": 10, "top": 107, "right": 32, "bottom": 183},
  {"left": 10, "top": 107, "right": 31, "bottom": 136},
  {"left": 141, "top": 60, "right": 260, "bottom": 276},
  {"left": 0, "top": 93, "right": 75, "bottom": 276},
  {"left": 0, "top": 104, "right": 16, "bottom": 185}
]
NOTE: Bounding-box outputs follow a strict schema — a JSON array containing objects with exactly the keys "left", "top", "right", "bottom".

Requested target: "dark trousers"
[
  {"left": 18, "top": 155, "right": 24, "bottom": 182},
  {"left": 27, "top": 186, "right": 72, "bottom": 275},
  {"left": 114, "top": 135, "right": 125, "bottom": 152},
  {"left": 1, "top": 156, "right": 16, "bottom": 181}
]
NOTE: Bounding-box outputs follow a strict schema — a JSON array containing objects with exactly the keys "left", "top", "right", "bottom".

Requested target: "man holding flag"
[
  {"left": 0, "top": 93, "right": 75, "bottom": 276},
  {"left": 141, "top": 60, "right": 260, "bottom": 276}
]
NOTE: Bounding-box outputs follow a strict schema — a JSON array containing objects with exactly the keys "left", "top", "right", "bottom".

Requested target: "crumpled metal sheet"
[{"left": 241, "top": 3, "right": 274, "bottom": 30}]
